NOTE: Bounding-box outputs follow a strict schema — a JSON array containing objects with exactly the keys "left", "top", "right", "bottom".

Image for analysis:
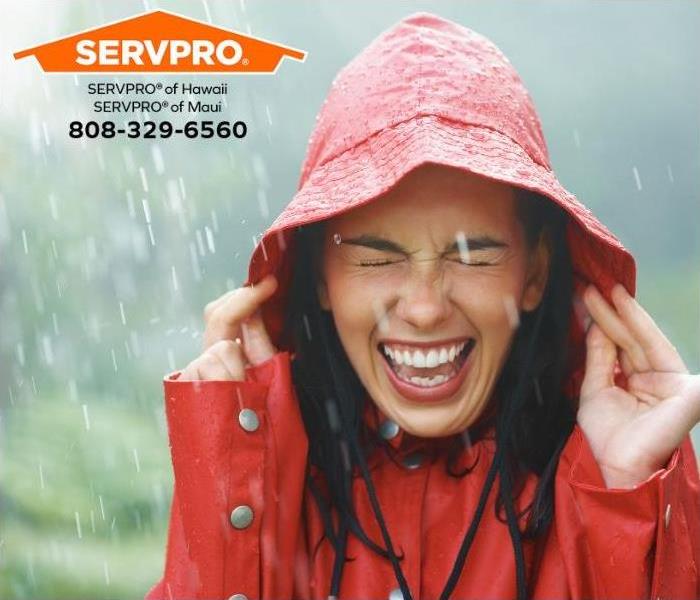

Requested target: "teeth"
[
  {"left": 408, "top": 374, "right": 450, "bottom": 387},
  {"left": 425, "top": 349, "right": 439, "bottom": 368},
  {"left": 382, "top": 341, "right": 469, "bottom": 369},
  {"left": 412, "top": 350, "right": 426, "bottom": 368}
]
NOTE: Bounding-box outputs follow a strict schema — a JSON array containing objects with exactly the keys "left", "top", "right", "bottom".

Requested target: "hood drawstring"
[
  {"left": 317, "top": 309, "right": 412, "bottom": 597},
  {"left": 444, "top": 292, "right": 547, "bottom": 600}
]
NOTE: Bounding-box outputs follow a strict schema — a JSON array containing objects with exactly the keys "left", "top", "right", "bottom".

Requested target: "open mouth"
[{"left": 377, "top": 339, "right": 476, "bottom": 388}]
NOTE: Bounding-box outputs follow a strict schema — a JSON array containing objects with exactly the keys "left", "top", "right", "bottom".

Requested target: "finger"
[
  {"left": 203, "top": 274, "right": 277, "bottom": 326},
  {"left": 627, "top": 370, "right": 689, "bottom": 401},
  {"left": 203, "top": 274, "right": 278, "bottom": 351},
  {"left": 618, "top": 348, "right": 635, "bottom": 379},
  {"left": 177, "top": 366, "right": 196, "bottom": 382},
  {"left": 610, "top": 283, "right": 688, "bottom": 374},
  {"left": 580, "top": 322, "right": 617, "bottom": 402},
  {"left": 203, "top": 288, "right": 238, "bottom": 322},
  {"left": 180, "top": 352, "right": 230, "bottom": 381},
  {"left": 240, "top": 309, "right": 278, "bottom": 366},
  {"left": 207, "top": 340, "right": 247, "bottom": 380},
  {"left": 583, "top": 284, "right": 651, "bottom": 373}
]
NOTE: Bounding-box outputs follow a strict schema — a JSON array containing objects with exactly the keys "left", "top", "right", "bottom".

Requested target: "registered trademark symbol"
[
  {"left": 156, "top": 82, "right": 163, "bottom": 89},
  {"left": 242, "top": 57, "right": 249, "bottom": 66}
]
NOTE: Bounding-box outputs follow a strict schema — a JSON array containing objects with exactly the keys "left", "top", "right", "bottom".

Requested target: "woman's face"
[{"left": 317, "top": 163, "right": 551, "bottom": 438}]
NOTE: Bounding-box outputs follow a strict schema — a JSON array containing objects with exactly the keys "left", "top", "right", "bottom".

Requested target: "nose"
[{"left": 394, "top": 264, "right": 453, "bottom": 330}]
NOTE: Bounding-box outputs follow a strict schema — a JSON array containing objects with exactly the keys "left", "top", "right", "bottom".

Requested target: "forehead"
[{"left": 328, "top": 163, "right": 518, "bottom": 234}]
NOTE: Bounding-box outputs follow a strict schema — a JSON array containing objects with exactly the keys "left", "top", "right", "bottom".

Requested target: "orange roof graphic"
[{"left": 14, "top": 10, "right": 306, "bottom": 73}]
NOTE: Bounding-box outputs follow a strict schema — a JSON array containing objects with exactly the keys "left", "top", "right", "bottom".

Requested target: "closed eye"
[
  {"left": 358, "top": 258, "right": 493, "bottom": 267},
  {"left": 451, "top": 258, "right": 493, "bottom": 267},
  {"left": 358, "top": 260, "right": 396, "bottom": 267}
]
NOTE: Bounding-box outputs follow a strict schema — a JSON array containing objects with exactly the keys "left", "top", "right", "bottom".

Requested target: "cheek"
[
  {"left": 325, "top": 271, "right": 383, "bottom": 342},
  {"left": 326, "top": 265, "right": 395, "bottom": 314},
  {"left": 452, "top": 273, "right": 525, "bottom": 335}
]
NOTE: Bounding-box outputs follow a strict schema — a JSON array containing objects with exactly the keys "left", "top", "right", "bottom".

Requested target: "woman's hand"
[
  {"left": 178, "top": 274, "right": 279, "bottom": 381},
  {"left": 577, "top": 282, "right": 700, "bottom": 489}
]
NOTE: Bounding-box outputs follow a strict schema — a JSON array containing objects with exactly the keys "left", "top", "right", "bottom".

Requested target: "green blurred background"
[{"left": 1, "top": 1, "right": 698, "bottom": 598}]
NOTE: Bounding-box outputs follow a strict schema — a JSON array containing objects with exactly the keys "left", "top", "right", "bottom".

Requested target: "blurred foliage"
[
  {"left": 0, "top": 1, "right": 698, "bottom": 599},
  {"left": 2, "top": 394, "right": 169, "bottom": 599}
]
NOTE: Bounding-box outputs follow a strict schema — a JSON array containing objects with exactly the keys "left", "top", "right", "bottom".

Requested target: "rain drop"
[
  {"left": 75, "top": 511, "right": 82, "bottom": 539},
  {"left": 371, "top": 299, "right": 390, "bottom": 334},
  {"left": 196, "top": 229, "right": 206, "bottom": 256},
  {"left": 139, "top": 166, "right": 149, "bottom": 192},
  {"left": 151, "top": 144, "right": 165, "bottom": 175},
  {"left": 205, "top": 226, "right": 216, "bottom": 254},
  {"left": 82, "top": 403, "right": 90, "bottom": 431},
  {"left": 41, "top": 335, "right": 54, "bottom": 366},
  {"left": 502, "top": 294, "right": 520, "bottom": 329},
  {"left": 48, "top": 193, "right": 59, "bottom": 220},
  {"left": 325, "top": 399, "right": 340, "bottom": 432},
  {"left": 201, "top": 0, "right": 212, "bottom": 22},
  {"left": 257, "top": 189, "right": 269, "bottom": 218},
  {"left": 141, "top": 198, "right": 151, "bottom": 224},
  {"left": 461, "top": 428, "right": 472, "bottom": 450},
  {"left": 303, "top": 314, "right": 312, "bottom": 340},
  {"left": 533, "top": 377, "right": 544, "bottom": 406},
  {"left": 573, "top": 128, "right": 581, "bottom": 149},
  {"left": 455, "top": 230, "right": 469, "bottom": 262},
  {"left": 339, "top": 439, "right": 351, "bottom": 472},
  {"left": 632, "top": 166, "right": 642, "bottom": 191}
]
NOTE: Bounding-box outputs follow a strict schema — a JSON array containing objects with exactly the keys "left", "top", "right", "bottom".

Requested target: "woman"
[{"left": 146, "top": 12, "right": 700, "bottom": 600}]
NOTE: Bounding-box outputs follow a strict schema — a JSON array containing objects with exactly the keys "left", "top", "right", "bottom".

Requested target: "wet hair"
[{"left": 281, "top": 185, "right": 576, "bottom": 600}]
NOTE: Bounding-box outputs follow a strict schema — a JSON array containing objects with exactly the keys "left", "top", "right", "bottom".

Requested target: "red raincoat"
[
  {"left": 146, "top": 351, "right": 700, "bottom": 599},
  {"left": 146, "top": 12, "right": 700, "bottom": 600}
]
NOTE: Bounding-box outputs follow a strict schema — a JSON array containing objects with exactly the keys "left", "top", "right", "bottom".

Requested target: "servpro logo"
[
  {"left": 75, "top": 39, "right": 246, "bottom": 68},
  {"left": 13, "top": 10, "right": 306, "bottom": 73}
]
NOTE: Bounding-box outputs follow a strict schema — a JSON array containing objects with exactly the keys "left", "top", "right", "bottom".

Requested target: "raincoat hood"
[{"left": 244, "top": 11, "right": 636, "bottom": 401}]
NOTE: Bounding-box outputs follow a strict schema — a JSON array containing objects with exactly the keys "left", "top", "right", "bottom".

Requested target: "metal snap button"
[
  {"left": 228, "top": 595, "right": 249, "bottom": 600},
  {"left": 388, "top": 587, "right": 405, "bottom": 600},
  {"left": 401, "top": 451, "right": 424, "bottom": 470},
  {"left": 238, "top": 408, "right": 259, "bottom": 432},
  {"left": 230, "top": 505, "right": 254, "bottom": 529},
  {"left": 379, "top": 419, "right": 400, "bottom": 440}
]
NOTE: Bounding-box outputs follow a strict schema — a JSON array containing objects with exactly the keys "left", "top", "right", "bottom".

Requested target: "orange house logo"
[{"left": 13, "top": 10, "right": 306, "bottom": 73}]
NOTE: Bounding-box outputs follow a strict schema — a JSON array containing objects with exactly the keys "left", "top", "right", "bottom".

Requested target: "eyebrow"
[{"left": 338, "top": 233, "right": 508, "bottom": 254}]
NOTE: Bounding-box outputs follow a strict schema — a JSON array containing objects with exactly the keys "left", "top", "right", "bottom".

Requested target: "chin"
[
  {"left": 403, "top": 420, "right": 456, "bottom": 438},
  {"left": 417, "top": 413, "right": 474, "bottom": 436},
  {"left": 379, "top": 402, "right": 462, "bottom": 438}
]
